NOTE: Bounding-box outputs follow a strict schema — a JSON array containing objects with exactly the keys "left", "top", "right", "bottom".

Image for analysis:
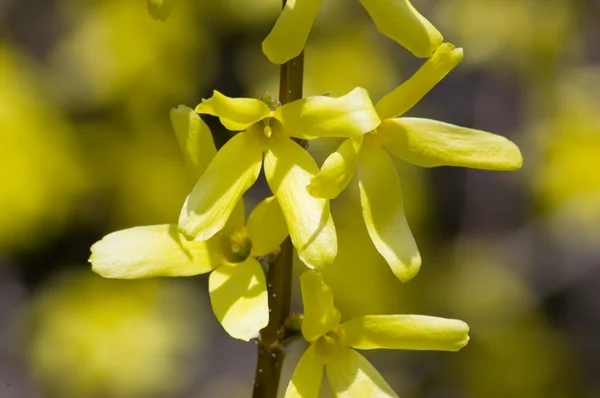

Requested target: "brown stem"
[{"left": 251, "top": 9, "right": 304, "bottom": 397}]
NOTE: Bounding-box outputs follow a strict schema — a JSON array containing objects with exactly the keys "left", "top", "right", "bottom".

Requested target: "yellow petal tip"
[
  {"left": 261, "top": 41, "right": 289, "bottom": 65},
  {"left": 394, "top": 254, "right": 422, "bottom": 283}
]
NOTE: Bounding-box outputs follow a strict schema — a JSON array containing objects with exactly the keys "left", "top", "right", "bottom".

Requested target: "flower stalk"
[{"left": 252, "top": 8, "right": 304, "bottom": 394}]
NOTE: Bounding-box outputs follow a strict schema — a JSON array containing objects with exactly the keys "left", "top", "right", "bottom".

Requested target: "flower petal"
[
  {"left": 195, "top": 91, "right": 271, "bottom": 131},
  {"left": 300, "top": 270, "right": 341, "bottom": 342},
  {"left": 262, "top": 0, "right": 323, "bottom": 64},
  {"left": 170, "top": 105, "right": 217, "bottom": 181},
  {"left": 375, "top": 43, "right": 463, "bottom": 120},
  {"left": 341, "top": 315, "right": 470, "bottom": 351},
  {"left": 178, "top": 132, "right": 262, "bottom": 240},
  {"left": 357, "top": 0, "right": 442, "bottom": 58},
  {"left": 307, "top": 137, "right": 361, "bottom": 199},
  {"left": 356, "top": 140, "right": 421, "bottom": 282},
  {"left": 326, "top": 349, "right": 397, "bottom": 398},
  {"left": 274, "top": 87, "right": 380, "bottom": 140},
  {"left": 284, "top": 344, "right": 324, "bottom": 398},
  {"left": 90, "top": 225, "right": 222, "bottom": 278},
  {"left": 247, "top": 196, "right": 289, "bottom": 256},
  {"left": 208, "top": 258, "right": 269, "bottom": 341},
  {"left": 378, "top": 118, "right": 523, "bottom": 170},
  {"left": 264, "top": 139, "right": 337, "bottom": 269}
]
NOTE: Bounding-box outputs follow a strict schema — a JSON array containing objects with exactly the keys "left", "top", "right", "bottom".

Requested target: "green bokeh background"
[{"left": 1, "top": 0, "right": 599, "bottom": 397}]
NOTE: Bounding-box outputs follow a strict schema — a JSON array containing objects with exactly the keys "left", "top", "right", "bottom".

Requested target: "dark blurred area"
[{"left": 1, "top": 0, "right": 600, "bottom": 397}]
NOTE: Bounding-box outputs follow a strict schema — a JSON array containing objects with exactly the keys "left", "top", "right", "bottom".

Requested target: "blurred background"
[{"left": 1, "top": 0, "right": 599, "bottom": 397}]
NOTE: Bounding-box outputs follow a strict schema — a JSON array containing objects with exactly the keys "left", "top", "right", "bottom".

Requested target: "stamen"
[{"left": 264, "top": 125, "right": 272, "bottom": 138}]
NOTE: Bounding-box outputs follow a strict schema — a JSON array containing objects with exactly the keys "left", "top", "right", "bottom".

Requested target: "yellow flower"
[
  {"left": 285, "top": 270, "right": 470, "bottom": 397},
  {"left": 308, "top": 43, "right": 523, "bottom": 283},
  {"left": 178, "top": 88, "right": 380, "bottom": 269},
  {"left": 262, "top": 0, "right": 443, "bottom": 64},
  {"left": 90, "top": 107, "right": 289, "bottom": 341}
]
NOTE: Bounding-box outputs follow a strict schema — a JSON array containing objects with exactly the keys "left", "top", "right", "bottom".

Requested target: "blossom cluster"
[{"left": 93, "top": 0, "right": 522, "bottom": 396}]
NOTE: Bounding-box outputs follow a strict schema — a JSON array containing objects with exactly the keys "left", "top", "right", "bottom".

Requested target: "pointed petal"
[
  {"left": 378, "top": 118, "right": 523, "bottom": 170},
  {"left": 375, "top": 43, "right": 463, "bottom": 120},
  {"left": 178, "top": 132, "right": 262, "bottom": 240},
  {"left": 341, "top": 315, "right": 470, "bottom": 351},
  {"left": 247, "top": 196, "right": 289, "bottom": 256},
  {"left": 358, "top": 0, "right": 442, "bottom": 58},
  {"left": 300, "top": 270, "right": 341, "bottom": 342},
  {"left": 195, "top": 91, "right": 271, "bottom": 131},
  {"left": 262, "top": 0, "right": 323, "bottom": 64},
  {"left": 274, "top": 87, "right": 380, "bottom": 140},
  {"left": 326, "top": 349, "right": 397, "bottom": 398},
  {"left": 284, "top": 344, "right": 324, "bottom": 398},
  {"left": 264, "top": 139, "right": 337, "bottom": 269},
  {"left": 208, "top": 258, "right": 269, "bottom": 341},
  {"left": 227, "top": 199, "right": 246, "bottom": 231},
  {"left": 356, "top": 141, "right": 421, "bottom": 282},
  {"left": 170, "top": 105, "right": 217, "bottom": 181},
  {"left": 90, "top": 225, "right": 222, "bottom": 278},
  {"left": 307, "top": 137, "right": 361, "bottom": 199}
]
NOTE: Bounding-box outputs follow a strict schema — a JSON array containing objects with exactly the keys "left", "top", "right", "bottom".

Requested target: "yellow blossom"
[
  {"left": 262, "top": 0, "right": 443, "bottom": 64},
  {"left": 90, "top": 107, "right": 289, "bottom": 341},
  {"left": 308, "top": 43, "right": 523, "bottom": 283},
  {"left": 285, "top": 270, "right": 470, "bottom": 397},
  {"left": 178, "top": 88, "right": 380, "bottom": 269}
]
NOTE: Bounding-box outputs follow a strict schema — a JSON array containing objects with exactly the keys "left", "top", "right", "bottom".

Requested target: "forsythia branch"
[{"left": 252, "top": 28, "right": 304, "bottom": 396}]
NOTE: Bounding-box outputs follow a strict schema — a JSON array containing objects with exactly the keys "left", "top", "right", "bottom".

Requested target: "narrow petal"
[
  {"left": 262, "top": 0, "right": 323, "bottom": 64},
  {"left": 300, "top": 270, "right": 341, "bottom": 342},
  {"left": 326, "top": 349, "right": 397, "bottom": 398},
  {"left": 307, "top": 137, "right": 361, "bottom": 199},
  {"left": 90, "top": 225, "right": 222, "bottom": 279},
  {"left": 356, "top": 140, "right": 421, "bottom": 282},
  {"left": 178, "top": 132, "right": 262, "bottom": 240},
  {"left": 247, "top": 196, "right": 289, "bottom": 256},
  {"left": 208, "top": 258, "right": 269, "bottom": 341},
  {"left": 358, "top": 0, "right": 442, "bottom": 58},
  {"left": 264, "top": 139, "right": 337, "bottom": 269},
  {"left": 378, "top": 118, "right": 523, "bottom": 170},
  {"left": 284, "top": 344, "right": 324, "bottom": 398},
  {"left": 195, "top": 91, "right": 271, "bottom": 131},
  {"left": 375, "top": 43, "right": 463, "bottom": 120},
  {"left": 274, "top": 87, "right": 380, "bottom": 140},
  {"left": 226, "top": 199, "right": 246, "bottom": 231},
  {"left": 170, "top": 105, "right": 217, "bottom": 181},
  {"left": 341, "top": 315, "right": 470, "bottom": 352}
]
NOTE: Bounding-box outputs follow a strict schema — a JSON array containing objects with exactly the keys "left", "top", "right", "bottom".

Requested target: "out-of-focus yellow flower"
[
  {"left": 434, "top": 243, "right": 579, "bottom": 398},
  {"left": 309, "top": 43, "right": 522, "bottom": 282},
  {"left": 284, "top": 270, "right": 469, "bottom": 397},
  {"left": 28, "top": 270, "right": 205, "bottom": 398},
  {"left": 90, "top": 107, "right": 288, "bottom": 341},
  {"left": 179, "top": 88, "right": 380, "bottom": 269},
  {"left": 435, "top": 0, "right": 574, "bottom": 71},
  {"left": 535, "top": 68, "right": 600, "bottom": 245},
  {"left": 51, "top": 0, "right": 212, "bottom": 109},
  {"left": 0, "top": 44, "right": 84, "bottom": 251},
  {"left": 263, "top": 0, "right": 443, "bottom": 64}
]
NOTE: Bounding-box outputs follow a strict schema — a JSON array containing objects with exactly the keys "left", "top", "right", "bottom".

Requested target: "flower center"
[
  {"left": 223, "top": 227, "right": 252, "bottom": 264},
  {"left": 314, "top": 326, "right": 348, "bottom": 361}
]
